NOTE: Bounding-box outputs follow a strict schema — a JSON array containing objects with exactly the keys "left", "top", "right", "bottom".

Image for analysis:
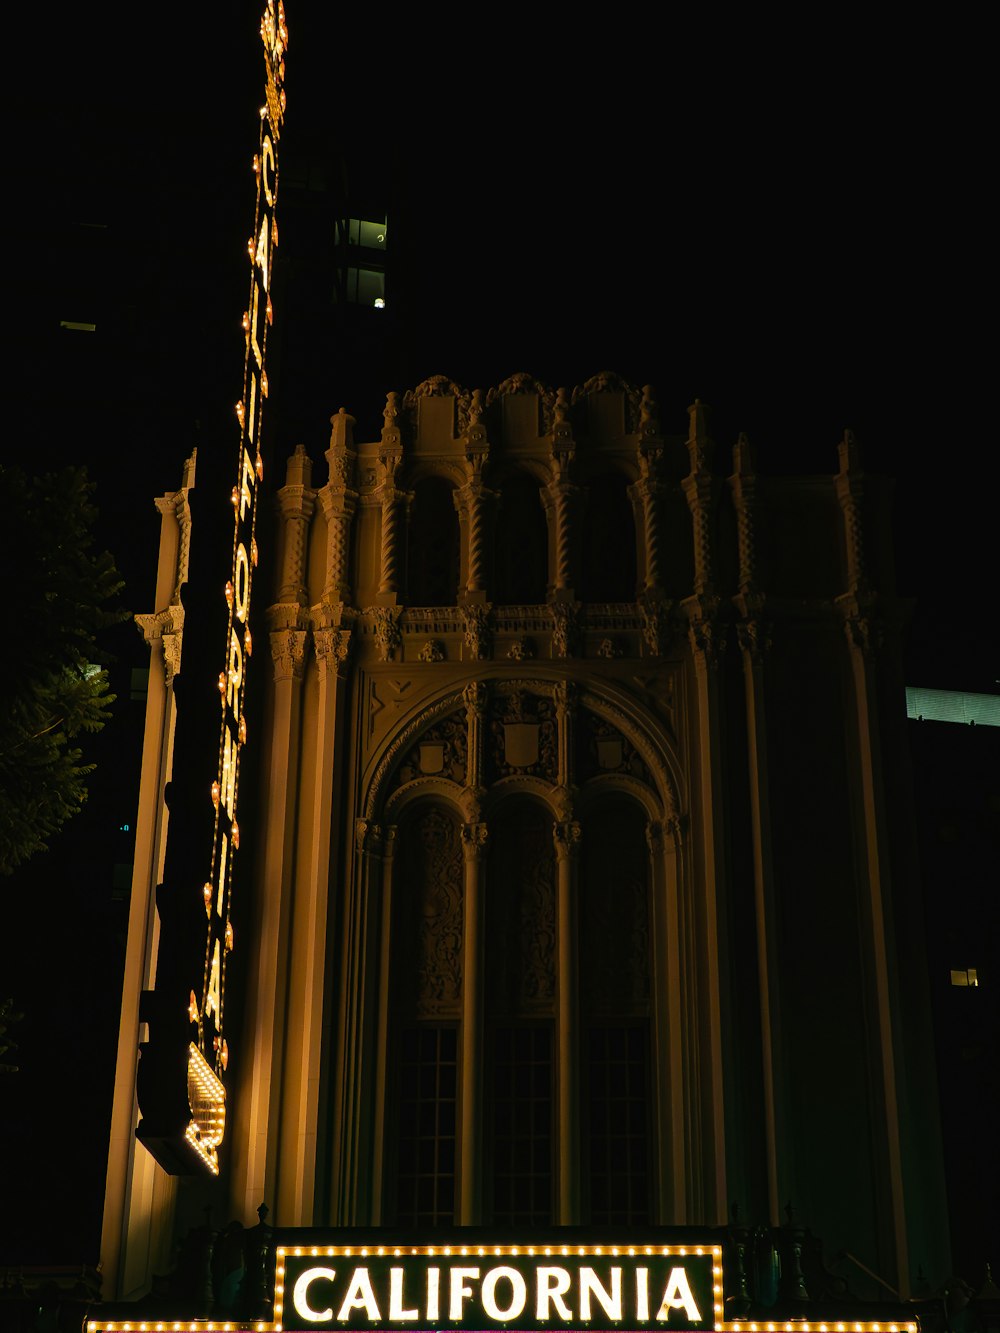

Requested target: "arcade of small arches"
[{"left": 336, "top": 674, "right": 698, "bottom": 1231}]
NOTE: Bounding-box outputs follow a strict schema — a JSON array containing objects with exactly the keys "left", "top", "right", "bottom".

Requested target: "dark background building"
[{"left": 2, "top": 0, "right": 996, "bottom": 1313}]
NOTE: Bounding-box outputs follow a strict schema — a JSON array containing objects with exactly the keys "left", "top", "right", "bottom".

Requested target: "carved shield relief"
[{"left": 503, "top": 722, "right": 539, "bottom": 768}]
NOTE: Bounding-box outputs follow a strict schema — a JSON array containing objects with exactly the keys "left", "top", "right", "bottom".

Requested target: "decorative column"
[
  {"left": 455, "top": 399, "right": 494, "bottom": 602},
  {"left": 730, "top": 433, "right": 789, "bottom": 1227},
  {"left": 102, "top": 465, "right": 193, "bottom": 1300},
  {"left": 332, "top": 819, "right": 388, "bottom": 1222},
  {"left": 275, "top": 445, "right": 315, "bottom": 606},
  {"left": 630, "top": 386, "right": 666, "bottom": 593},
  {"left": 682, "top": 398, "right": 716, "bottom": 598},
  {"left": 232, "top": 622, "right": 307, "bottom": 1227},
  {"left": 647, "top": 815, "right": 688, "bottom": 1221},
  {"left": 463, "top": 680, "right": 488, "bottom": 791},
  {"left": 376, "top": 392, "right": 406, "bottom": 603},
  {"left": 459, "top": 820, "right": 489, "bottom": 1223},
  {"left": 835, "top": 430, "right": 910, "bottom": 1297},
  {"left": 685, "top": 610, "right": 730, "bottom": 1223},
  {"left": 553, "top": 679, "right": 576, "bottom": 789},
  {"left": 275, "top": 622, "right": 351, "bottom": 1226},
  {"left": 554, "top": 818, "right": 582, "bottom": 1222},
  {"left": 547, "top": 388, "right": 578, "bottom": 599},
  {"left": 318, "top": 408, "right": 358, "bottom": 613}
]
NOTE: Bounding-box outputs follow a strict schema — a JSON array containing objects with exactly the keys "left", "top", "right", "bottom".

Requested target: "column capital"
[
  {"left": 314, "top": 625, "right": 352, "bottom": 678},
  {"left": 269, "top": 627, "right": 307, "bottom": 682},
  {"left": 462, "top": 821, "right": 490, "bottom": 863},
  {"left": 553, "top": 820, "right": 582, "bottom": 862}
]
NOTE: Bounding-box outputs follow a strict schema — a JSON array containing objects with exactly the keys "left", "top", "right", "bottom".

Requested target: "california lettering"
[{"left": 280, "top": 1252, "right": 716, "bottom": 1330}]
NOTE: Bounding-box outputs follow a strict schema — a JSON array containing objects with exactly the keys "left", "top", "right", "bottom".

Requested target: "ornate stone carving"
[
  {"left": 370, "top": 606, "right": 402, "bottom": 661},
  {"left": 549, "top": 601, "right": 581, "bottom": 659},
  {"left": 688, "top": 614, "right": 726, "bottom": 670},
  {"left": 553, "top": 820, "right": 582, "bottom": 862},
  {"left": 461, "top": 603, "right": 493, "bottom": 660},
  {"left": 577, "top": 708, "right": 651, "bottom": 786},
  {"left": 355, "top": 818, "right": 382, "bottom": 852},
  {"left": 403, "top": 807, "right": 464, "bottom": 1016},
  {"left": 736, "top": 618, "right": 771, "bottom": 665},
  {"left": 314, "top": 626, "right": 351, "bottom": 677},
  {"left": 269, "top": 628, "right": 307, "bottom": 682},
  {"left": 640, "top": 597, "right": 672, "bottom": 657},
  {"left": 506, "top": 636, "right": 534, "bottom": 661},
  {"left": 489, "top": 691, "right": 557, "bottom": 782},
  {"left": 597, "top": 636, "right": 623, "bottom": 659},
  {"left": 844, "top": 611, "right": 883, "bottom": 658},
  {"left": 463, "top": 680, "right": 488, "bottom": 716},
  {"left": 489, "top": 805, "right": 556, "bottom": 1011},
  {"left": 135, "top": 606, "right": 185, "bottom": 684},
  {"left": 461, "top": 820, "right": 489, "bottom": 863},
  {"left": 418, "top": 639, "right": 445, "bottom": 663},
  {"left": 395, "top": 712, "right": 468, "bottom": 787}
]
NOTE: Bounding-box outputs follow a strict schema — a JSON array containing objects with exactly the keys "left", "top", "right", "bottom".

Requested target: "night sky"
[{"left": 3, "top": 0, "right": 995, "bottom": 1273}]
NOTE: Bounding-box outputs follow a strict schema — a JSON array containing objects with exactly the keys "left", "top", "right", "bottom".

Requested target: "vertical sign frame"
[{"left": 135, "top": 0, "right": 287, "bottom": 1176}]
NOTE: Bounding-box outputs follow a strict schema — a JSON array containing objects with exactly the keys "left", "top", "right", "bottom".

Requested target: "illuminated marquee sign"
[
  {"left": 135, "top": 0, "right": 287, "bottom": 1177},
  {"left": 277, "top": 1246, "right": 719, "bottom": 1330},
  {"left": 86, "top": 1240, "right": 922, "bottom": 1333}
]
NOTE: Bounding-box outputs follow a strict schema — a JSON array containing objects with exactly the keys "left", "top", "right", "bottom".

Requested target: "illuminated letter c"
[{"left": 293, "top": 1267, "right": 337, "bottom": 1322}]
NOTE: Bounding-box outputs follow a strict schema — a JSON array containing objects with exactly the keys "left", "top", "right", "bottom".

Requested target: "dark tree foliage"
[{"left": 0, "top": 465, "right": 126, "bottom": 874}]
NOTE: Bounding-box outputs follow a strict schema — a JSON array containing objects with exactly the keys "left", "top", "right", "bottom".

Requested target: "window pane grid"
[
  {"left": 395, "top": 1026, "right": 457, "bottom": 1226},
  {"left": 587, "top": 1023, "right": 650, "bottom": 1225},
  {"left": 491, "top": 1025, "right": 553, "bottom": 1227}
]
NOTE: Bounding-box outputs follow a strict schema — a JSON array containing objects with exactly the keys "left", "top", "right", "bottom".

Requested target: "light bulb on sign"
[
  {"left": 218, "top": 673, "right": 227, "bottom": 694},
  {"left": 231, "top": 821, "right": 240, "bottom": 849},
  {"left": 235, "top": 401, "right": 245, "bottom": 426},
  {"left": 211, "top": 781, "right": 221, "bottom": 806},
  {"left": 239, "top": 716, "right": 247, "bottom": 744},
  {"left": 256, "top": 453, "right": 264, "bottom": 481},
  {"left": 225, "top": 581, "right": 234, "bottom": 609},
  {"left": 244, "top": 628, "right": 253, "bottom": 657},
  {"left": 251, "top": 538, "right": 259, "bottom": 566}
]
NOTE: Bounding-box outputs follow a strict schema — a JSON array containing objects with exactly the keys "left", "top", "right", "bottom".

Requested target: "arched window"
[
  {"left": 580, "top": 796, "right": 653, "bottom": 1224},
  {"left": 493, "top": 472, "right": 548, "bottom": 605},
  {"left": 486, "top": 798, "right": 556, "bottom": 1225},
  {"left": 580, "top": 471, "right": 637, "bottom": 602},
  {"left": 389, "top": 803, "right": 464, "bottom": 1226},
  {"left": 407, "top": 476, "right": 460, "bottom": 605}
]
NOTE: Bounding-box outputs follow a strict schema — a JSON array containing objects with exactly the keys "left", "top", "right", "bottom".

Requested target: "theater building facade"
[{"left": 97, "top": 372, "right": 950, "bottom": 1327}]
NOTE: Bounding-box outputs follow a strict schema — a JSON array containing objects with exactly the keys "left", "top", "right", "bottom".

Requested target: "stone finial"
[
  {"left": 639, "top": 384, "right": 661, "bottom": 439},
  {"left": 381, "top": 391, "right": 402, "bottom": 447},
  {"left": 837, "top": 426, "right": 861, "bottom": 474},
  {"left": 732, "top": 431, "right": 754, "bottom": 475},
  {"left": 328, "top": 406, "right": 355, "bottom": 452},
  {"left": 686, "top": 397, "right": 714, "bottom": 468},
  {"left": 284, "top": 443, "right": 312, "bottom": 489}
]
